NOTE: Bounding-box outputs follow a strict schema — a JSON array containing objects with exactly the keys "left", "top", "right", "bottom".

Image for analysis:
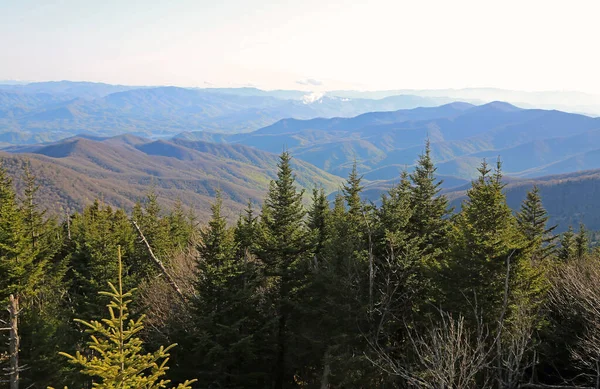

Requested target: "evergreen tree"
[
  {"left": 234, "top": 200, "right": 258, "bottom": 261},
  {"left": 408, "top": 140, "right": 452, "bottom": 257},
  {"left": 193, "top": 193, "right": 266, "bottom": 388},
  {"left": 52, "top": 247, "right": 196, "bottom": 389},
  {"left": 132, "top": 190, "right": 173, "bottom": 279},
  {"left": 0, "top": 162, "right": 66, "bottom": 389},
  {"left": 447, "top": 160, "right": 541, "bottom": 327},
  {"left": 68, "top": 201, "right": 136, "bottom": 321},
  {"left": 0, "top": 164, "right": 37, "bottom": 302},
  {"left": 257, "top": 151, "right": 310, "bottom": 388},
  {"left": 167, "top": 199, "right": 194, "bottom": 250},
  {"left": 575, "top": 223, "right": 589, "bottom": 260},
  {"left": 558, "top": 226, "right": 576, "bottom": 261},
  {"left": 342, "top": 161, "right": 364, "bottom": 219},
  {"left": 516, "top": 185, "right": 558, "bottom": 261},
  {"left": 307, "top": 187, "right": 329, "bottom": 258},
  {"left": 16, "top": 164, "right": 69, "bottom": 388}
]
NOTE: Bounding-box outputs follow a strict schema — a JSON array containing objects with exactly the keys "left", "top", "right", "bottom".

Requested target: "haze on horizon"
[{"left": 2, "top": 0, "right": 600, "bottom": 94}]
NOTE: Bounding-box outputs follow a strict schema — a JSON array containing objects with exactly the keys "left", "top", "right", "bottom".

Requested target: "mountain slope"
[
  {"left": 1, "top": 136, "right": 342, "bottom": 220},
  {"left": 0, "top": 84, "right": 455, "bottom": 142},
  {"left": 197, "top": 102, "right": 600, "bottom": 179}
]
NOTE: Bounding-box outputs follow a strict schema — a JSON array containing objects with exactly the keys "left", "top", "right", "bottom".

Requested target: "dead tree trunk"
[
  {"left": 8, "top": 294, "right": 19, "bottom": 389},
  {"left": 320, "top": 346, "right": 332, "bottom": 389},
  {"left": 132, "top": 220, "right": 186, "bottom": 301}
]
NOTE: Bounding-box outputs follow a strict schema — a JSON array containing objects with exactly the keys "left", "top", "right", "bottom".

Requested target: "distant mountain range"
[
  {"left": 3, "top": 133, "right": 600, "bottom": 232},
  {"left": 0, "top": 134, "right": 342, "bottom": 220},
  {"left": 179, "top": 101, "right": 600, "bottom": 181},
  {"left": 0, "top": 81, "right": 455, "bottom": 143},
  {"left": 2, "top": 80, "right": 600, "bottom": 230}
]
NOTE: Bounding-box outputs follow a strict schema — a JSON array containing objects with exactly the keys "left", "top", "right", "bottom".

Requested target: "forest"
[{"left": 1, "top": 142, "right": 600, "bottom": 389}]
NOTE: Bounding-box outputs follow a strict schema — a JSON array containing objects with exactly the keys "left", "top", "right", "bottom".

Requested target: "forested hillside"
[
  {"left": 0, "top": 135, "right": 342, "bottom": 220},
  {"left": 189, "top": 102, "right": 600, "bottom": 179},
  {"left": 2, "top": 145, "right": 600, "bottom": 388}
]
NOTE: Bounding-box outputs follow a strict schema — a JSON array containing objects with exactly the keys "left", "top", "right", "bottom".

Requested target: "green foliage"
[
  {"left": 2, "top": 144, "right": 599, "bottom": 388},
  {"left": 516, "top": 185, "right": 558, "bottom": 261},
  {"left": 234, "top": 200, "right": 258, "bottom": 260},
  {"left": 408, "top": 140, "right": 452, "bottom": 258},
  {"left": 446, "top": 160, "right": 540, "bottom": 326},
  {"left": 575, "top": 223, "right": 589, "bottom": 260},
  {"left": 192, "top": 194, "right": 267, "bottom": 388},
  {"left": 307, "top": 187, "right": 329, "bottom": 257},
  {"left": 559, "top": 226, "right": 577, "bottom": 261},
  {"left": 0, "top": 162, "right": 40, "bottom": 301},
  {"left": 68, "top": 201, "right": 136, "bottom": 321},
  {"left": 52, "top": 247, "right": 196, "bottom": 389},
  {"left": 256, "top": 151, "right": 312, "bottom": 388}
]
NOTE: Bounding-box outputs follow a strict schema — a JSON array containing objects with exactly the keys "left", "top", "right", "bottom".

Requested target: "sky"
[{"left": 1, "top": 0, "right": 600, "bottom": 93}]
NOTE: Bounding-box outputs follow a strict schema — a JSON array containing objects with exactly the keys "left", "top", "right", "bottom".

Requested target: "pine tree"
[
  {"left": 558, "top": 226, "right": 576, "bottom": 261},
  {"left": 0, "top": 164, "right": 35, "bottom": 302},
  {"left": 197, "top": 192, "right": 236, "bottom": 266},
  {"left": 447, "top": 160, "right": 541, "bottom": 327},
  {"left": 15, "top": 163, "right": 68, "bottom": 388},
  {"left": 408, "top": 139, "right": 452, "bottom": 257},
  {"left": 167, "top": 199, "right": 194, "bottom": 251},
  {"left": 342, "top": 160, "right": 364, "bottom": 219},
  {"left": 575, "top": 223, "right": 589, "bottom": 260},
  {"left": 68, "top": 201, "right": 136, "bottom": 321},
  {"left": 372, "top": 170, "right": 427, "bottom": 371},
  {"left": 193, "top": 193, "right": 266, "bottom": 388},
  {"left": 307, "top": 187, "right": 329, "bottom": 258},
  {"left": 257, "top": 151, "right": 310, "bottom": 388},
  {"left": 516, "top": 185, "right": 557, "bottom": 261},
  {"left": 131, "top": 190, "right": 173, "bottom": 279},
  {"left": 51, "top": 247, "right": 196, "bottom": 389},
  {"left": 234, "top": 200, "right": 258, "bottom": 261}
]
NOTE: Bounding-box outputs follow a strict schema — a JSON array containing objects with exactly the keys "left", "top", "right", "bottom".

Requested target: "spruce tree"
[
  {"left": 0, "top": 164, "right": 36, "bottom": 302},
  {"left": 131, "top": 190, "right": 173, "bottom": 279},
  {"left": 52, "top": 247, "right": 196, "bottom": 389},
  {"left": 342, "top": 161, "right": 364, "bottom": 219},
  {"left": 373, "top": 170, "right": 427, "bottom": 369},
  {"left": 15, "top": 163, "right": 68, "bottom": 388},
  {"left": 257, "top": 151, "right": 310, "bottom": 389},
  {"left": 307, "top": 187, "right": 329, "bottom": 258},
  {"left": 234, "top": 200, "right": 258, "bottom": 261},
  {"left": 192, "top": 193, "right": 266, "bottom": 388},
  {"left": 408, "top": 139, "right": 451, "bottom": 257},
  {"left": 575, "top": 223, "right": 589, "bottom": 260},
  {"left": 559, "top": 226, "right": 576, "bottom": 261},
  {"left": 68, "top": 201, "right": 136, "bottom": 321},
  {"left": 0, "top": 163, "right": 50, "bottom": 389},
  {"left": 516, "top": 185, "right": 557, "bottom": 261},
  {"left": 447, "top": 160, "right": 541, "bottom": 327}
]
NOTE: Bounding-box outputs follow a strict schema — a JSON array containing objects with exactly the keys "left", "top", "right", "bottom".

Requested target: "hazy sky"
[{"left": 1, "top": 0, "right": 599, "bottom": 92}]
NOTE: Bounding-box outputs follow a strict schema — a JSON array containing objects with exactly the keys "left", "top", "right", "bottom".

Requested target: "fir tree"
[
  {"left": 342, "top": 160, "right": 364, "bottom": 218},
  {"left": 257, "top": 151, "right": 310, "bottom": 389},
  {"left": 447, "top": 160, "right": 542, "bottom": 327},
  {"left": 516, "top": 185, "right": 558, "bottom": 261},
  {"left": 307, "top": 187, "right": 329, "bottom": 258},
  {"left": 558, "top": 226, "right": 576, "bottom": 261},
  {"left": 52, "top": 247, "right": 196, "bottom": 389},
  {"left": 575, "top": 223, "right": 589, "bottom": 260},
  {"left": 234, "top": 200, "right": 258, "bottom": 261},
  {"left": 408, "top": 139, "right": 452, "bottom": 257},
  {"left": 68, "top": 201, "right": 136, "bottom": 321},
  {"left": 131, "top": 190, "right": 173, "bottom": 279},
  {"left": 193, "top": 193, "right": 266, "bottom": 388}
]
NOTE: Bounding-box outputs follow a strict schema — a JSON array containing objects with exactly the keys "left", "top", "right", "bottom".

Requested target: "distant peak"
[{"left": 478, "top": 101, "right": 522, "bottom": 111}]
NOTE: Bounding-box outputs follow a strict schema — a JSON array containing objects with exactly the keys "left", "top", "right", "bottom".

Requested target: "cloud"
[
  {"left": 302, "top": 91, "right": 324, "bottom": 104},
  {"left": 296, "top": 78, "right": 323, "bottom": 86}
]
